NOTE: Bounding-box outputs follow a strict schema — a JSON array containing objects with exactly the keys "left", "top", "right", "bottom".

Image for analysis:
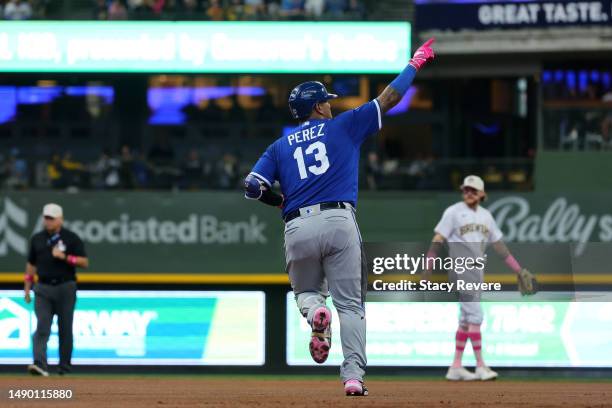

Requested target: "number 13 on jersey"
[{"left": 293, "top": 141, "right": 330, "bottom": 180}]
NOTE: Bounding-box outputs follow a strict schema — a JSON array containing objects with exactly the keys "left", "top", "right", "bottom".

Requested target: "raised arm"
[{"left": 376, "top": 38, "right": 436, "bottom": 113}]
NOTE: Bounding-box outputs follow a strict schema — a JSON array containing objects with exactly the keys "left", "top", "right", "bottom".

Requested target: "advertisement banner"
[
  {"left": 416, "top": 0, "right": 612, "bottom": 31},
  {"left": 0, "top": 192, "right": 287, "bottom": 275},
  {"left": 1, "top": 192, "right": 612, "bottom": 279},
  {"left": 0, "top": 22, "right": 410, "bottom": 73},
  {"left": 0, "top": 290, "right": 265, "bottom": 365},
  {"left": 286, "top": 293, "right": 612, "bottom": 366}
]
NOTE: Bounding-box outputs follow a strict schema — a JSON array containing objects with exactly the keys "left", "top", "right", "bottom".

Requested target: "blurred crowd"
[
  {"left": 0, "top": 144, "right": 453, "bottom": 192},
  {"left": 0, "top": 0, "right": 34, "bottom": 19},
  {"left": 1, "top": 146, "right": 533, "bottom": 192},
  {"left": 363, "top": 151, "right": 532, "bottom": 191},
  {"left": 541, "top": 69, "right": 612, "bottom": 151},
  {"left": 1, "top": 0, "right": 365, "bottom": 21},
  {"left": 95, "top": 0, "right": 365, "bottom": 21},
  {"left": 0, "top": 145, "right": 241, "bottom": 191},
  {"left": 556, "top": 88, "right": 612, "bottom": 151}
]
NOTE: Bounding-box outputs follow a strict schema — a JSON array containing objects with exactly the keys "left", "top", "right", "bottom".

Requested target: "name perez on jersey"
[
  {"left": 287, "top": 123, "right": 325, "bottom": 146},
  {"left": 459, "top": 223, "right": 489, "bottom": 236}
]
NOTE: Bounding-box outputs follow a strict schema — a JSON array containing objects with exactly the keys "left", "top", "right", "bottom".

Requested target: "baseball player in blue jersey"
[{"left": 244, "top": 38, "right": 436, "bottom": 396}]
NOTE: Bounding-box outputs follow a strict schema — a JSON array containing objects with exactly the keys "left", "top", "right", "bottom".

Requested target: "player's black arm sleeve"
[
  {"left": 259, "top": 189, "right": 284, "bottom": 207},
  {"left": 244, "top": 174, "right": 284, "bottom": 208}
]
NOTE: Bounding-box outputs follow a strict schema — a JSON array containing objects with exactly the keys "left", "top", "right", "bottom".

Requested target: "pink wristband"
[
  {"left": 24, "top": 274, "right": 34, "bottom": 283},
  {"left": 67, "top": 255, "right": 77, "bottom": 266},
  {"left": 504, "top": 254, "right": 521, "bottom": 274}
]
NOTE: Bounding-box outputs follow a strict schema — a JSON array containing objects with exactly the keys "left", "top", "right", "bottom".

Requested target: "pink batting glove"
[{"left": 409, "top": 38, "right": 435, "bottom": 71}]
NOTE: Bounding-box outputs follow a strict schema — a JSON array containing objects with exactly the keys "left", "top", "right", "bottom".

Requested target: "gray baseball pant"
[{"left": 284, "top": 205, "right": 367, "bottom": 382}]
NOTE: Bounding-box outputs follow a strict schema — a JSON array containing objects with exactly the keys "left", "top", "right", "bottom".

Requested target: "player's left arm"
[
  {"left": 487, "top": 212, "right": 521, "bottom": 274},
  {"left": 376, "top": 38, "right": 435, "bottom": 113},
  {"left": 489, "top": 213, "right": 536, "bottom": 294},
  {"left": 491, "top": 240, "right": 521, "bottom": 274},
  {"left": 244, "top": 174, "right": 284, "bottom": 208},
  {"left": 244, "top": 143, "right": 284, "bottom": 208},
  {"left": 487, "top": 204, "right": 539, "bottom": 295},
  {"left": 492, "top": 239, "right": 537, "bottom": 295}
]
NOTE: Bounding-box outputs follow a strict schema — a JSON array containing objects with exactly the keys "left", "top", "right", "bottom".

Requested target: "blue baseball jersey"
[{"left": 250, "top": 99, "right": 382, "bottom": 217}]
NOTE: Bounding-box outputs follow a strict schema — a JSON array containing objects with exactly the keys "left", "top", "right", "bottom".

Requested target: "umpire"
[{"left": 24, "top": 203, "right": 88, "bottom": 376}]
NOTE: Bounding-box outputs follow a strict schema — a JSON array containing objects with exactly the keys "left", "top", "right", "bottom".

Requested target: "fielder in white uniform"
[{"left": 425, "top": 175, "right": 533, "bottom": 381}]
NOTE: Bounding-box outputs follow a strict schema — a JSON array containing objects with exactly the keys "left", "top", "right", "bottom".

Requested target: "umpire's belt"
[
  {"left": 38, "top": 276, "right": 76, "bottom": 286},
  {"left": 284, "top": 201, "right": 351, "bottom": 223}
]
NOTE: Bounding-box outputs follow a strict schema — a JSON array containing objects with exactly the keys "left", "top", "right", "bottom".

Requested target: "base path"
[{"left": 0, "top": 376, "right": 611, "bottom": 407}]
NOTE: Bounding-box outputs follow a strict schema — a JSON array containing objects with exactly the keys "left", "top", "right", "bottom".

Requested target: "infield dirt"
[{"left": 1, "top": 376, "right": 611, "bottom": 407}]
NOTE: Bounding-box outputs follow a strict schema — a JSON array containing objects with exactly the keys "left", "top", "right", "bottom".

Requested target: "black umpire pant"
[{"left": 32, "top": 281, "right": 77, "bottom": 372}]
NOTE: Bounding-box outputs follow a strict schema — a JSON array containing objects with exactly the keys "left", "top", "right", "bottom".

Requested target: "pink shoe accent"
[
  {"left": 312, "top": 306, "right": 331, "bottom": 331},
  {"left": 309, "top": 307, "right": 331, "bottom": 364},
  {"left": 309, "top": 337, "right": 330, "bottom": 364},
  {"left": 344, "top": 379, "right": 363, "bottom": 396}
]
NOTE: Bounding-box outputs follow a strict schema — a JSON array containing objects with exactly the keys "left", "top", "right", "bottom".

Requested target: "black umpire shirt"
[{"left": 28, "top": 228, "right": 86, "bottom": 284}]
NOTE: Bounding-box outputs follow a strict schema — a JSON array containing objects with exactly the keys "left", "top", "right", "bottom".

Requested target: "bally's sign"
[
  {"left": 487, "top": 196, "right": 612, "bottom": 255},
  {"left": 415, "top": 0, "right": 612, "bottom": 31}
]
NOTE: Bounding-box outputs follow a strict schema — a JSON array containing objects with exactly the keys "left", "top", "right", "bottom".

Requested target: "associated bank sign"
[
  {"left": 0, "top": 198, "right": 28, "bottom": 256},
  {"left": 0, "top": 196, "right": 268, "bottom": 255},
  {"left": 34, "top": 214, "right": 268, "bottom": 245}
]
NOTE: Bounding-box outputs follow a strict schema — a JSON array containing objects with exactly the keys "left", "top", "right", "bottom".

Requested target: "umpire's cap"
[
  {"left": 288, "top": 81, "right": 338, "bottom": 120},
  {"left": 43, "top": 203, "right": 63, "bottom": 219}
]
